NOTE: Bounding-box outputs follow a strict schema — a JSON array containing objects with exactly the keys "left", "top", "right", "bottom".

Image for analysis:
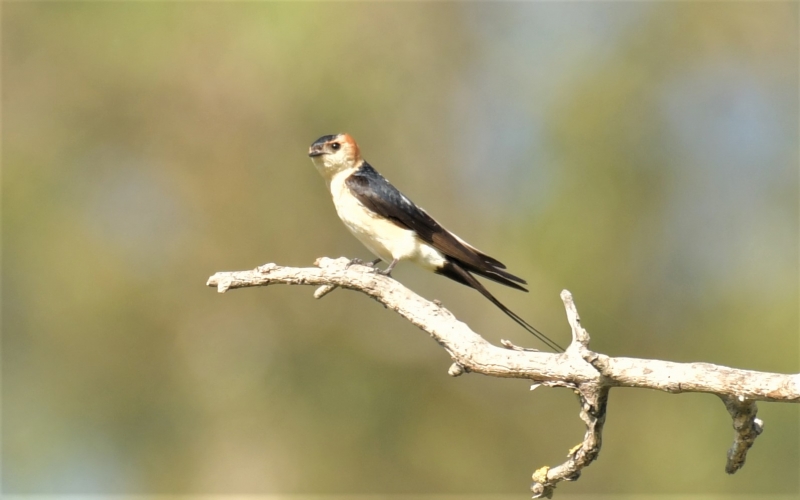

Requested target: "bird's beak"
[{"left": 308, "top": 144, "right": 326, "bottom": 157}]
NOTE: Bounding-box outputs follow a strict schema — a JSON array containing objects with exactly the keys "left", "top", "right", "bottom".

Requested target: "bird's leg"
[{"left": 376, "top": 258, "right": 399, "bottom": 276}]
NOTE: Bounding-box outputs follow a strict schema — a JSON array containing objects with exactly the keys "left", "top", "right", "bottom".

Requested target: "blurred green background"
[{"left": 3, "top": 1, "right": 798, "bottom": 496}]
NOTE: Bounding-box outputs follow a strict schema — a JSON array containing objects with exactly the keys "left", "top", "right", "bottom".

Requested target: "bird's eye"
[{"left": 331, "top": 142, "right": 341, "bottom": 150}]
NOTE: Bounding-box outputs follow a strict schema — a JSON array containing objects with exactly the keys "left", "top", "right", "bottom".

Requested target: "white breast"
[{"left": 327, "top": 171, "right": 446, "bottom": 270}]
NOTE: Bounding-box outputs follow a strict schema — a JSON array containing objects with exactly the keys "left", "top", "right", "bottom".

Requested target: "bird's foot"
[
  {"left": 346, "top": 258, "right": 382, "bottom": 270},
  {"left": 346, "top": 258, "right": 364, "bottom": 269},
  {"left": 374, "top": 258, "right": 398, "bottom": 277}
]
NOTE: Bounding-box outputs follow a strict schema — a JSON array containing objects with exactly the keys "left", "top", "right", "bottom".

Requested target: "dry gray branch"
[{"left": 207, "top": 257, "right": 800, "bottom": 497}]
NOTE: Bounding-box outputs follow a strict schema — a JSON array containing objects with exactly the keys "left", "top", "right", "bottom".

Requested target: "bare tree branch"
[{"left": 207, "top": 257, "right": 800, "bottom": 498}]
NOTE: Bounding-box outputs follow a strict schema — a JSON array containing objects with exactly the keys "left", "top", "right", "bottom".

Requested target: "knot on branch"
[{"left": 722, "top": 396, "right": 763, "bottom": 474}]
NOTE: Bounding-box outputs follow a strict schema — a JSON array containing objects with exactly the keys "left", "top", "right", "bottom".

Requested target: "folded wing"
[{"left": 345, "top": 163, "right": 527, "bottom": 291}]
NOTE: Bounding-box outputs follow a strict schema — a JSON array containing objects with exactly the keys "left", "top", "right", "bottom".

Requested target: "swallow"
[{"left": 308, "top": 133, "right": 563, "bottom": 352}]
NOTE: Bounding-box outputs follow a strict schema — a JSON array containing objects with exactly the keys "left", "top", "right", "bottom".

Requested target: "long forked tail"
[{"left": 435, "top": 261, "right": 565, "bottom": 352}]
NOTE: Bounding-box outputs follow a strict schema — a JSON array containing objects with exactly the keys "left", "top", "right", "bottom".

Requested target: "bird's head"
[{"left": 308, "top": 133, "right": 362, "bottom": 179}]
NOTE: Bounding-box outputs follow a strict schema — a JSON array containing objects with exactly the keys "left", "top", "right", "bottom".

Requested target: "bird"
[{"left": 308, "top": 133, "right": 563, "bottom": 352}]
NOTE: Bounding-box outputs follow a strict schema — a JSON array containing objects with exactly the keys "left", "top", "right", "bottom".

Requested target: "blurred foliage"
[{"left": 3, "top": 2, "right": 798, "bottom": 496}]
